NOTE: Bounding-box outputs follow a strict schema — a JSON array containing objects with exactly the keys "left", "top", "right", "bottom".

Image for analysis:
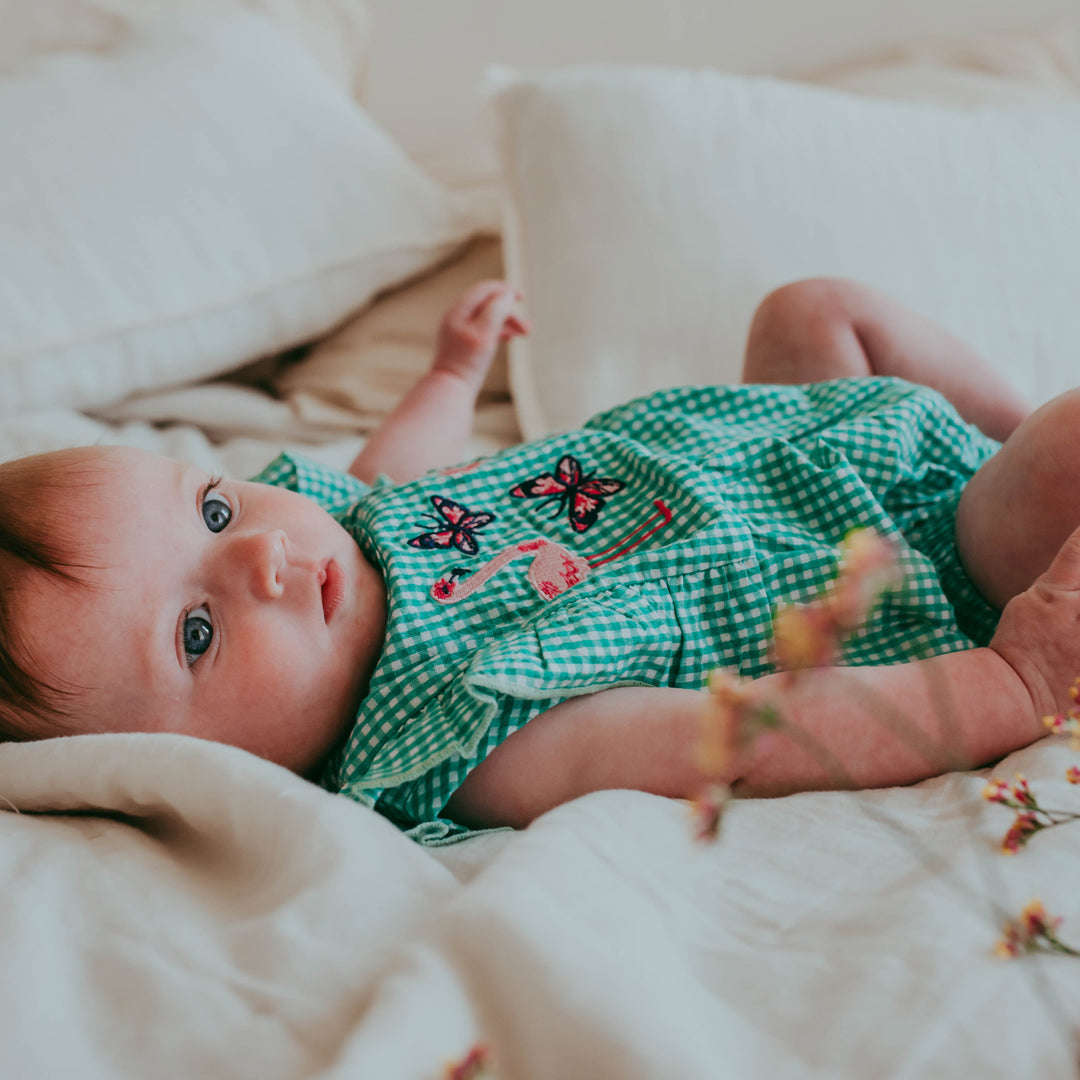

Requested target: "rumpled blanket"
[{"left": 2, "top": 730, "right": 1078, "bottom": 1078}]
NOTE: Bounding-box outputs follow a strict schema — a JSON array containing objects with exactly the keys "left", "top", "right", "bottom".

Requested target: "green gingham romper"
[{"left": 252, "top": 378, "right": 1001, "bottom": 843}]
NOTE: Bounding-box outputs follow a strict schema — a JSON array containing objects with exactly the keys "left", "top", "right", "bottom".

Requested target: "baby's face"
[{"left": 18, "top": 447, "right": 385, "bottom": 774}]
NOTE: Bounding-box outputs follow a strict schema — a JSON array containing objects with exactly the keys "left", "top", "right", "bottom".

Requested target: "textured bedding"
[
  {"left": 3, "top": 316, "right": 1079, "bottom": 1078},
  {"left": 2, "top": 731, "right": 1079, "bottom": 1077},
  {"left": 0, "top": 235, "right": 520, "bottom": 480}
]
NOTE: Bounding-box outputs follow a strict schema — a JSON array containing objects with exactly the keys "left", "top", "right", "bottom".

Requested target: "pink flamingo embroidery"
[{"left": 430, "top": 500, "right": 673, "bottom": 604}]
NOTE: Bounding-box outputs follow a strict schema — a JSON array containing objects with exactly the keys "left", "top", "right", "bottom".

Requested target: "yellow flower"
[
  {"left": 996, "top": 899, "right": 1077, "bottom": 958},
  {"left": 1021, "top": 899, "right": 1056, "bottom": 936},
  {"left": 772, "top": 603, "right": 840, "bottom": 671},
  {"left": 829, "top": 529, "right": 900, "bottom": 630},
  {"left": 698, "top": 671, "right": 747, "bottom": 776},
  {"left": 1001, "top": 811, "right": 1042, "bottom": 854},
  {"left": 708, "top": 667, "right": 753, "bottom": 707},
  {"left": 1042, "top": 678, "right": 1080, "bottom": 750},
  {"left": 995, "top": 936, "right": 1021, "bottom": 959},
  {"left": 769, "top": 529, "right": 901, "bottom": 675}
]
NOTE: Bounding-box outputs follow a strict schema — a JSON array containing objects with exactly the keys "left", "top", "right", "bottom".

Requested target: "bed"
[{"left": 2, "top": 1, "right": 1080, "bottom": 1075}]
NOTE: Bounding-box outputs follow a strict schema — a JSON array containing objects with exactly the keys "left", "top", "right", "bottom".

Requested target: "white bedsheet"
[
  {"left": 1, "top": 730, "right": 1078, "bottom": 1077},
  {"left": 0, "top": 375, "right": 517, "bottom": 479}
]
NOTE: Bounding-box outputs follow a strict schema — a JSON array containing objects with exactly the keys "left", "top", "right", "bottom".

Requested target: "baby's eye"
[
  {"left": 201, "top": 489, "right": 232, "bottom": 533},
  {"left": 183, "top": 605, "right": 213, "bottom": 667}
]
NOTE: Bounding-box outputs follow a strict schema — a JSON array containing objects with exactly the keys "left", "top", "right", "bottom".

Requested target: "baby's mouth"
[{"left": 320, "top": 559, "right": 347, "bottom": 622}]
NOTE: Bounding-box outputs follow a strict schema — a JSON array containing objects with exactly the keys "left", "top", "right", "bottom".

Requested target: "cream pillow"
[
  {"left": 0, "top": 0, "right": 372, "bottom": 94},
  {"left": 0, "top": 6, "right": 474, "bottom": 414},
  {"left": 491, "top": 67, "right": 1080, "bottom": 437}
]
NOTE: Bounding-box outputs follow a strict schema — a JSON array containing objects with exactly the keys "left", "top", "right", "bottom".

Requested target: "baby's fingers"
[
  {"left": 499, "top": 313, "right": 531, "bottom": 340},
  {"left": 1037, "top": 521, "right": 1080, "bottom": 591},
  {"left": 450, "top": 280, "right": 517, "bottom": 323},
  {"left": 473, "top": 284, "right": 524, "bottom": 331}
]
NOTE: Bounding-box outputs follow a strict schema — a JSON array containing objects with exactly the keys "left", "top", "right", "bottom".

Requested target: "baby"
[{"left": 2, "top": 277, "right": 1079, "bottom": 843}]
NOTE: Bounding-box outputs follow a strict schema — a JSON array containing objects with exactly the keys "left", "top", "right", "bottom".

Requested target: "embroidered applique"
[
  {"left": 510, "top": 454, "right": 625, "bottom": 533},
  {"left": 407, "top": 495, "right": 496, "bottom": 556},
  {"left": 438, "top": 458, "right": 485, "bottom": 477},
  {"left": 430, "top": 500, "right": 673, "bottom": 604}
]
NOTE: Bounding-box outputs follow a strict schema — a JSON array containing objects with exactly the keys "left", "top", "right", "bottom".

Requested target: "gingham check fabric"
[{"left": 252, "top": 378, "right": 1000, "bottom": 844}]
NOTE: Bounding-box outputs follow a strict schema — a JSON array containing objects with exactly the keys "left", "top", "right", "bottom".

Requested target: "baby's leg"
[
  {"left": 956, "top": 389, "right": 1080, "bottom": 609},
  {"left": 741, "top": 278, "right": 1030, "bottom": 441}
]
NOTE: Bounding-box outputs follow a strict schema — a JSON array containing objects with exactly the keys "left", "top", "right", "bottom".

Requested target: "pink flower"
[
  {"left": 981, "top": 774, "right": 1036, "bottom": 810},
  {"left": 1020, "top": 898, "right": 1060, "bottom": 937},
  {"left": 984, "top": 770, "right": 1080, "bottom": 852},
  {"left": 708, "top": 667, "right": 755, "bottom": 711},
  {"left": 770, "top": 528, "right": 900, "bottom": 674},
  {"left": 1042, "top": 711, "right": 1080, "bottom": 738},
  {"left": 772, "top": 602, "right": 840, "bottom": 671},
  {"left": 1001, "top": 811, "right": 1043, "bottom": 854},
  {"left": 1067, "top": 766, "right": 1080, "bottom": 785},
  {"left": 829, "top": 529, "right": 901, "bottom": 631},
  {"left": 698, "top": 670, "right": 748, "bottom": 776},
  {"left": 1042, "top": 678, "right": 1080, "bottom": 747},
  {"left": 1010, "top": 774, "right": 1036, "bottom": 810},
  {"left": 691, "top": 782, "right": 731, "bottom": 842},
  {"left": 995, "top": 929, "right": 1022, "bottom": 959},
  {"left": 694, "top": 670, "right": 786, "bottom": 842},
  {"left": 445, "top": 1044, "right": 493, "bottom": 1080},
  {"left": 996, "top": 899, "right": 1077, "bottom": 959}
]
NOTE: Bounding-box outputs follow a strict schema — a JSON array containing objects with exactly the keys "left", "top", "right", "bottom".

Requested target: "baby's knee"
[
  {"left": 957, "top": 388, "right": 1080, "bottom": 606},
  {"left": 748, "top": 278, "right": 861, "bottom": 348},
  {"left": 1002, "top": 389, "right": 1080, "bottom": 479}
]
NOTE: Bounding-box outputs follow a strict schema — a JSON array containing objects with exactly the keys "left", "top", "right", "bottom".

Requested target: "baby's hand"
[
  {"left": 991, "top": 524, "right": 1080, "bottom": 721},
  {"left": 432, "top": 280, "right": 530, "bottom": 387}
]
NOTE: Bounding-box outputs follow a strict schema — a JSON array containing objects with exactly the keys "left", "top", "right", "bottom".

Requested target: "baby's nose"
[{"left": 243, "top": 529, "right": 287, "bottom": 599}]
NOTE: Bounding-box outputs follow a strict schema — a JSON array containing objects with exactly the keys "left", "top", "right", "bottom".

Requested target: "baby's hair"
[{"left": 0, "top": 449, "right": 106, "bottom": 741}]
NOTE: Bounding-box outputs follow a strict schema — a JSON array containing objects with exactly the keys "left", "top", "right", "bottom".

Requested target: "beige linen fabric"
[{"left": 0, "top": 0, "right": 372, "bottom": 93}]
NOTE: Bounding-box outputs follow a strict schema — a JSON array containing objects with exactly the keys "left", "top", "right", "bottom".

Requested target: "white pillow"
[
  {"left": 490, "top": 67, "right": 1080, "bottom": 437},
  {"left": 0, "top": 6, "right": 474, "bottom": 414}
]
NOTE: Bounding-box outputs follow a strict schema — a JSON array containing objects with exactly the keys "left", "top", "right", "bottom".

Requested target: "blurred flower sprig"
[
  {"left": 996, "top": 899, "right": 1080, "bottom": 959},
  {"left": 444, "top": 1044, "right": 493, "bottom": 1080},
  {"left": 690, "top": 527, "right": 1080, "bottom": 967},
  {"left": 1043, "top": 677, "right": 1080, "bottom": 748},
  {"left": 771, "top": 528, "right": 901, "bottom": 674},
  {"left": 982, "top": 771, "right": 1080, "bottom": 854},
  {"left": 692, "top": 528, "right": 899, "bottom": 840},
  {"left": 692, "top": 669, "right": 782, "bottom": 840}
]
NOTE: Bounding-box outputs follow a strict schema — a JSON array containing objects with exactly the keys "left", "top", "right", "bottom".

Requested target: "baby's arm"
[
  {"left": 442, "top": 687, "right": 715, "bottom": 829},
  {"left": 443, "top": 651, "right": 1037, "bottom": 829},
  {"left": 349, "top": 281, "right": 529, "bottom": 485},
  {"left": 445, "top": 526, "right": 1080, "bottom": 830}
]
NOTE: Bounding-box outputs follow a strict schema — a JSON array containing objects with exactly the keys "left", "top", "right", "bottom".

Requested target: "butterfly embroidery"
[
  {"left": 510, "top": 454, "right": 625, "bottom": 533},
  {"left": 408, "top": 495, "right": 496, "bottom": 556}
]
